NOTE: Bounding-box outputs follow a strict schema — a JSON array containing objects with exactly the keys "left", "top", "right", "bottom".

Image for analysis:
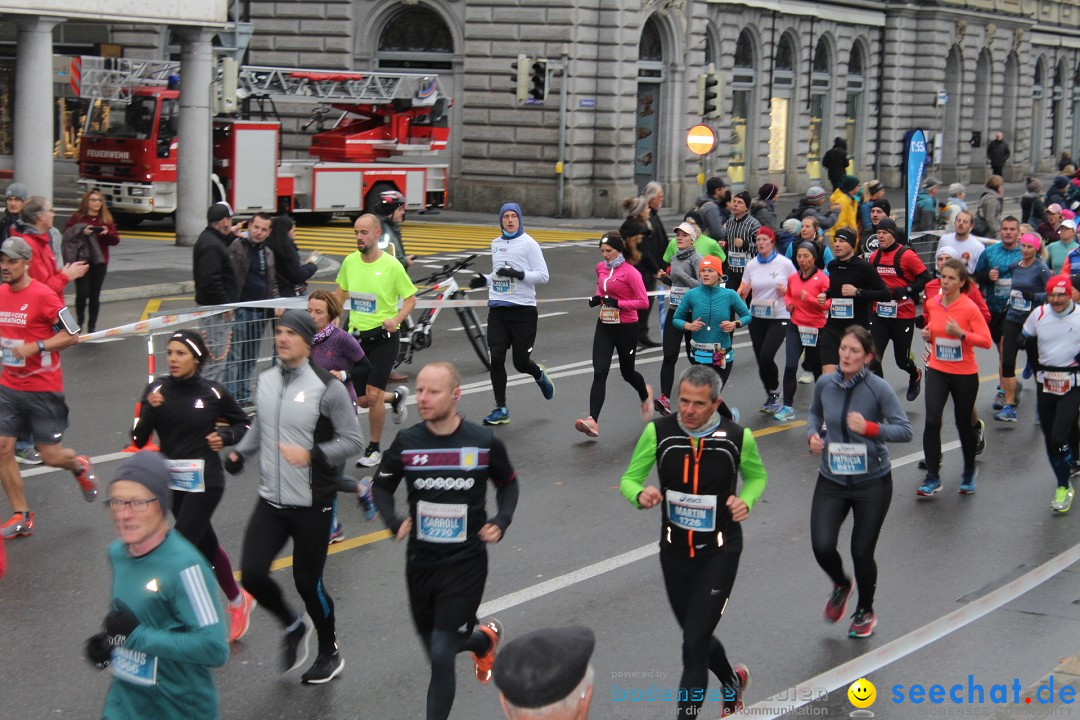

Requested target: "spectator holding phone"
[{"left": 63, "top": 189, "right": 119, "bottom": 333}]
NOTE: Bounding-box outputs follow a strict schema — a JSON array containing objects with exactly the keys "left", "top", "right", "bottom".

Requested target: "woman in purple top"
[{"left": 306, "top": 290, "right": 378, "bottom": 536}]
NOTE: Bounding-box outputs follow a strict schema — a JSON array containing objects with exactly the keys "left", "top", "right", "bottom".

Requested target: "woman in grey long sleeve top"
[{"left": 806, "top": 325, "right": 913, "bottom": 640}]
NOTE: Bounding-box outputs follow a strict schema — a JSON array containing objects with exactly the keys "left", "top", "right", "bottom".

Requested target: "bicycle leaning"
[{"left": 395, "top": 254, "right": 491, "bottom": 371}]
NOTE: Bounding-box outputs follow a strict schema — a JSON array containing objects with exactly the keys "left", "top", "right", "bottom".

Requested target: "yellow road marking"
[{"left": 139, "top": 299, "right": 161, "bottom": 322}]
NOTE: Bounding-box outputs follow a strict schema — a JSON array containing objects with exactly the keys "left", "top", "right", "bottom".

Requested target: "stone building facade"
[{"left": 5, "top": 0, "right": 1080, "bottom": 217}]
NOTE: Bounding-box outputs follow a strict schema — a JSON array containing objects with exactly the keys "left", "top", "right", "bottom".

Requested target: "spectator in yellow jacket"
[{"left": 827, "top": 174, "right": 861, "bottom": 248}]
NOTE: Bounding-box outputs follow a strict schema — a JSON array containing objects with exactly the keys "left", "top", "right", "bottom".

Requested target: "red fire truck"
[{"left": 75, "top": 57, "right": 450, "bottom": 225}]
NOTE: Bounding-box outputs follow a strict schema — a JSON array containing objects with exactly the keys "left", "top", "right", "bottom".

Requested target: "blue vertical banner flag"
[{"left": 903, "top": 129, "right": 929, "bottom": 236}]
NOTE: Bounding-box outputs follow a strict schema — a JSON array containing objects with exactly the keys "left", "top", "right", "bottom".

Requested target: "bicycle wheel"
[{"left": 461, "top": 307, "right": 491, "bottom": 370}]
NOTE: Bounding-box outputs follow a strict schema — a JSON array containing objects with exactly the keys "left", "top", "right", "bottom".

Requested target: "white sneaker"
[
  {"left": 798, "top": 373, "right": 814, "bottom": 385},
  {"left": 356, "top": 448, "right": 382, "bottom": 468}
]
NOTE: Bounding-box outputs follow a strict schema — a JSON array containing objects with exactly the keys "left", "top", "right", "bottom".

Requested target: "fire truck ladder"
[
  {"left": 236, "top": 66, "right": 446, "bottom": 107},
  {"left": 78, "top": 57, "right": 181, "bottom": 103}
]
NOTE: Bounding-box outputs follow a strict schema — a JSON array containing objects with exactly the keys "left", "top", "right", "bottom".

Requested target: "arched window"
[
  {"left": 704, "top": 32, "right": 716, "bottom": 69},
  {"left": 808, "top": 38, "right": 832, "bottom": 180},
  {"left": 1032, "top": 57, "right": 1046, "bottom": 170},
  {"left": 845, "top": 44, "right": 866, "bottom": 175},
  {"left": 769, "top": 33, "right": 797, "bottom": 173},
  {"left": 376, "top": 5, "right": 453, "bottom": 70},
  {"left": 730, "top": 30, "right": 757, "bottom": 185},
  {"left": 639, "top": 17, "right": 663, "bottom": 63}
]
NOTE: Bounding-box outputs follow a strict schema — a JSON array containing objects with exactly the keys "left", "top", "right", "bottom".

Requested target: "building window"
[
  {"left": 639, "top": 17, "right": 663, "bottom": 63},
  {"left": 807, "top": 38, "right": 831, "bottom": 181},
  {"left": 635, "top": 17, "right": 665, "bottom": 189},
  {"left": 730, "top": 30, "right": 756, "bottom": 185},
  {"left": 845, "top": 45, "right": 865, "bottom": 175},
  {"left": 769, "top": 34, "right": 796, "bottom": 174},
  {"left": 376, "top": 5, "right": 453, "bottom": 70}
]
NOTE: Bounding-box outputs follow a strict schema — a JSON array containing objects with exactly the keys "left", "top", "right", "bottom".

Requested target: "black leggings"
[
  {"left": 810, "top": 473, "right": 892, "bottom": 613},
  {"left": 1000, "top": 320, "right": 1037, "bottom": 378},
  {"left": 870, "top": 317, "right": 918, "bottom": 379},
  {"left": 74, "top": 263, "right": 108, "bottom": 332},
  {"left": 923, "top": 368, "right": 980, "bottom": 474},
  {"left": 748, "top": 318, "right": 788, "bottom": 394},
  {"left": 486, "top": 305, "right": 542, "bottom": 407},
  {"left": 589, "top": 320, "right": 648, "bottom": 420},
  {"left": 1036, "top": 385, "right": 1080, "bottom": 489},
  {"left": 660, "top": 544, "right": 742, "bottom": 719},
  {"left": 241, "top": 499, "right": 337, "bottom": 655},
  {"left": 661, "top": 308, "right": 692, "bottom": 397},
  {"left": 782, "top": 323, "right": 822, "bottom": 406},
  {"left": 409, "top": 555, "right": 492, "bottom": 720}
]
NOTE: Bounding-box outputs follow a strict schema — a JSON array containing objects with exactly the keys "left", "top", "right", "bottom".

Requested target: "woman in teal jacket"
[{"left": 673, "top": 255, "right": 752, "bottom": 390}]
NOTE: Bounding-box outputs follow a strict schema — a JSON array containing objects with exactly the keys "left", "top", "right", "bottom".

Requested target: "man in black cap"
[
  {"left": 494, "top": 626, "right": 595, "bottom": 719},
  {"left": 226, "top": 309, "right": 364, "bottom": 685},
  {"left": 867, "top": 218, "right": 931, "bottom": 400},
  {"left": 192, "top": 203, "right": 243, "bottom": 382},
  {"left": 86, "top": 451, "right": 228, "bottom": 719}
]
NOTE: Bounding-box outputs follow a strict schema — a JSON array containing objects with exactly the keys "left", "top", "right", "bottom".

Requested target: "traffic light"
[
  {"left": 529, "top": 59, "right": 549, "bottom": 102},
  {"left": 697, "top": 72, "right": 720, "bottom": 118},
  {"left": 511, "top": 54, "right": 531, "bottom": 105}
]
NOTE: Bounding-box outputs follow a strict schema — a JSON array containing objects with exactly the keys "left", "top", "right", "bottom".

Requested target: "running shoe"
[
  {"left": 0, "top": 512, "right": 33, "bottom": 539},
  {"left": 762, "top": 392, "right": 783, "bottom": 414},
  {"left": 638, "top": 336, "right": 660, "bottom": 349},
  {"left": 994, "top": 404, "right": 1017, "bottom": 422},
  {"left": 1052, "top": 484, "right": 1075, "bottom": 513},
  {"left": 798, "top": 373, "right": 815, "bottom": 384},
  {"left": 848, "top": 608, "right": 877, "bottom": 638},
  {"left": 329, "top": 521, "right": 345, "bottom": 544},
  {"left": 959, "top": 469, "right": 977, "bottom": 494},
  {"left": 301, "top": 651, "right": 345, "bottom": 685},
  {"left": 390, "top": 385, "right": 409, "bottom": 425},
  {"left": 1023, "top": 363, "right": 1034, "bottom": 380},
  {"left": 357, "top": 478, "right": 377, "bottom": 522},
  {"left": 473, "top": 618, "right": 503, "bottom": 684},
  {"left": 824, "top": 582, "right": 852, "bottom": 624},
  {"left": 916, "top": 474, "right": 942, "bottom": 497},
  {"left": 355, "top": 446, "right": 382, "bottom": 468},
  {"left": 974, "top": 419, "right": 986, "bottom": 455},
  {"left": 992, "top": 387, "right": 1006, "bottom": 410},
  {"left": 640, "top": 385, "right": 655, "bottom": 422},
  {"left": 773, "top": 405, "right": 796, "bottom": 422},
  {"left": 917, "top": 459, "right": 928, "bottom": 470},
  {"left": 654, "top": 394, "right": 672, "bottom": 416},
  {"left": 574, "top": 417, "right": 599, "bottom": 438},
  {"left": 482, "top": 407, "right": 510, "bottom": 426},
  {"left": 282, "top": 615, "right": 313, "bottom": 673},
  {"left": 906, "top": 368, "right": 923, "bottom": 402},
  {"left": 536, "top": 364, "right": 555, "bottom": 400},
  {"left": 74, "top": 455, "right": 98, "bottom": 502},
  {"left": 228, "top": 589, "right": 256, "bottom": 643},
  {"left": 722, "top": 663, "right": 751, "bottom": 717},
  {"left": 14, "top": 447, "right": 42, "bottom": 465}
]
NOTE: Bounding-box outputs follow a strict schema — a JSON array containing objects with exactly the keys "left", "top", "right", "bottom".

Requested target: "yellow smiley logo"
[{"left": 848, "top": 678, "right": 876, "bottom": 708}]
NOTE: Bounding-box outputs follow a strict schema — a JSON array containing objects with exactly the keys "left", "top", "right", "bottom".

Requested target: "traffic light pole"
[{"left": 555, "top": 48, "right": 568, "bottom": 217}]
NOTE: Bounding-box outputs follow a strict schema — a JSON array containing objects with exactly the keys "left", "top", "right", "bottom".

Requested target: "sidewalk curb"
[{"left": 68, "top": 281, "right": 196, "bottom": 307}]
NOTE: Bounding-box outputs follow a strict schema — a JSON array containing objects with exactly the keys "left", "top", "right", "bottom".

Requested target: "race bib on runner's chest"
[
  {"left": 599, "top": 305, "right": 620, "bottom": 324},
  {"left": 934, "top": 337, "right": 963, "bottom": 362},
  {"left": 0, "top": 337, "right": 25, "bottom": 368},
  {"left": 750, "top": 300, "right": 775, "bottom": 319},
  {"left": 1042, "top": 371, "right": 1073, "bottom": 396},
  {"left": 491, "top": 276, "right": 516, "bottom": 294},
  {"left": 1009, "top": 290, "right": 1031, "bottom": 312},
  {"left": 728, "top": 252, "right": 746, "bottom": 268},
  {"left": 828, "top": 442, "right": 868, "bottom": 475},
  {"left": 798, "top": 326, "right": 819, "bottom": 347},
  {"left": 111, "top": 646, "right": 158, "bottom": 687},
  {"left": 994, "top": 278, "right": 1013, "bottom": 300},
  {"left": 665, "top": 489, "right": 717, "bottom": 532},
  {"left": 668, "top": 286, "right": 687, "bottom": 307},
  {"left": 830, "top": 298, "right": 853, "bottom": 319},
  {"left": 875, "top": 301, "right": 898, "bottom": 319},
  {"left": 415, "top": 500, "right": 467, "bottom": 544},
  {"left": 349, "top": 292, "right": 377, "bottom": 314},
  {"left": 166, "top": 459, "right": 206, "bottom": 493}
]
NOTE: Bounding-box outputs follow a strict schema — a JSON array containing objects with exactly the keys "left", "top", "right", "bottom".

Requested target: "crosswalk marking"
[{"left": 118, "top": 221, "right": 597, "bottom": 257}]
